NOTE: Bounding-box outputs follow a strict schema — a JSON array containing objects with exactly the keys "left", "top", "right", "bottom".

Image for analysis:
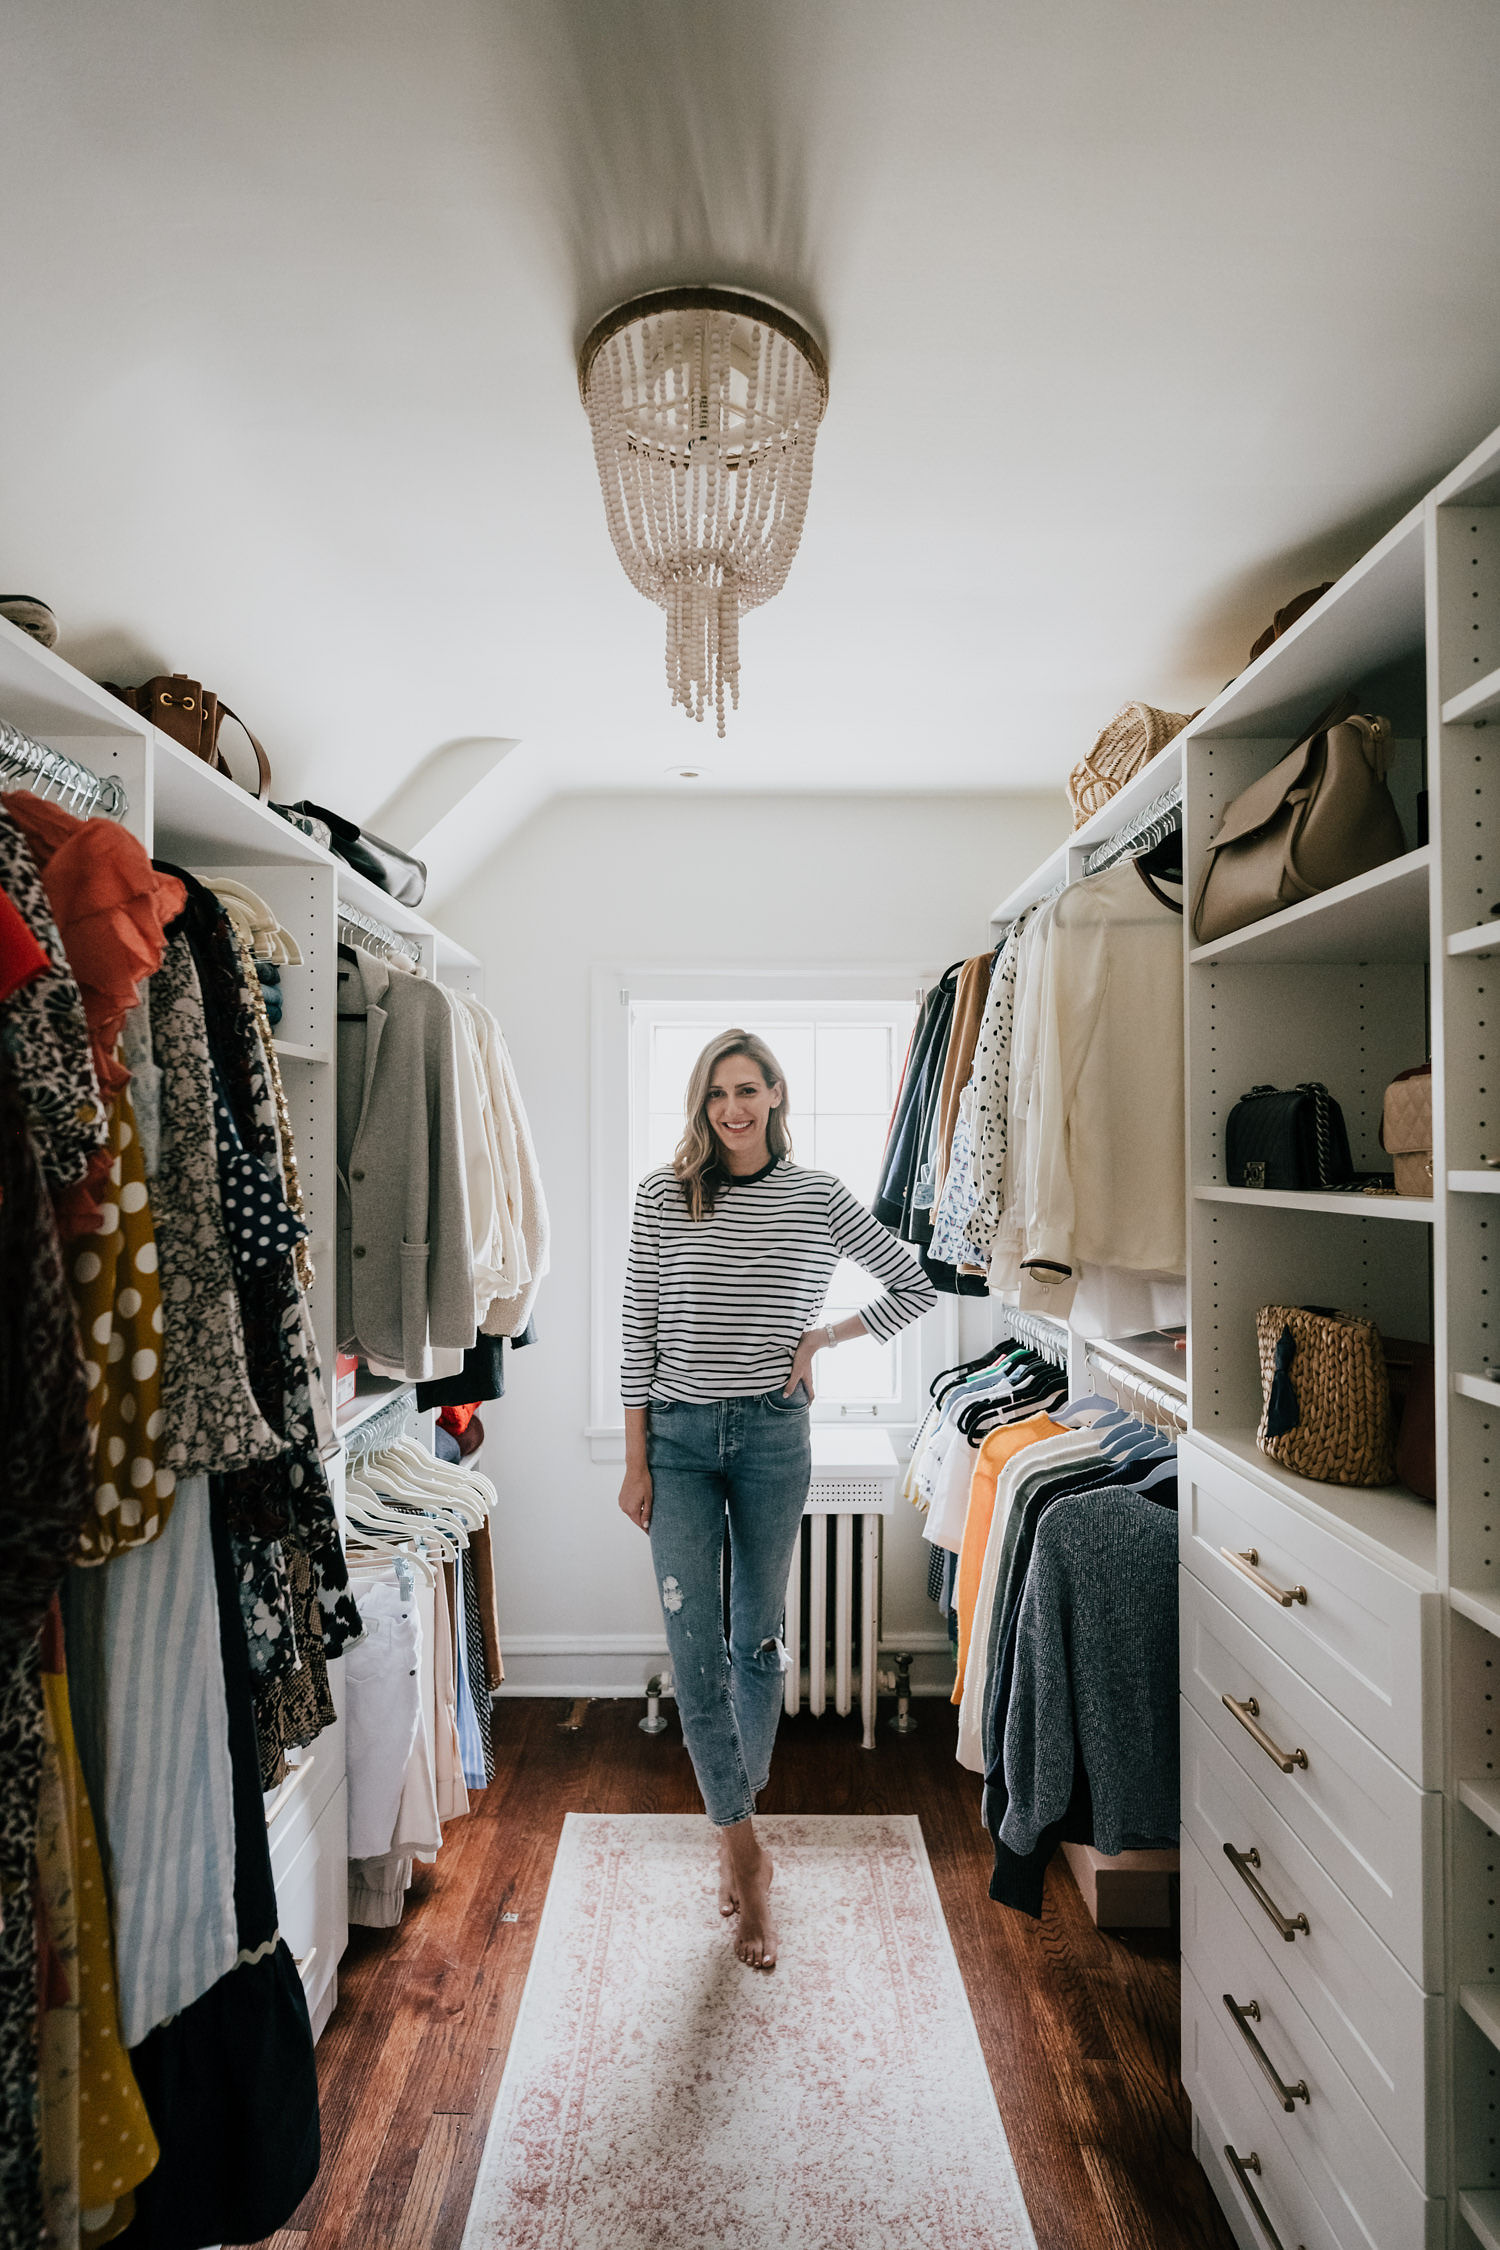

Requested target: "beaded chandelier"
[{"left": 578, "top": 287, "right": 829, "bottom": 736}]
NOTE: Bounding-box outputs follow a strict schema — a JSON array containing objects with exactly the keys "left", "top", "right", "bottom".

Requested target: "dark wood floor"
[{"left": 256, "top": 1697, "right": 1235, "bottom": 2250}]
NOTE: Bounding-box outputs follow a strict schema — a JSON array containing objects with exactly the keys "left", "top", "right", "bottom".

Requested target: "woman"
[{"left": 618, "top": 1028, "right": 935, "bottom": 1969}]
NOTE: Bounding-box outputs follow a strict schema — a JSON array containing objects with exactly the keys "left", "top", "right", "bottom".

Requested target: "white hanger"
[{"left": 356, "top": 1454, "right": 476, "bottom": 1547}]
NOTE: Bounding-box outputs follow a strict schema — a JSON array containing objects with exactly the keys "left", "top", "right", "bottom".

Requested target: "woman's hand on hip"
[
  {"left": 784, "top": 1331, "right": 822, "bottom": 1403},
  {"left": 618, "top": 1464, "right": 653, "bottom": 1532}
]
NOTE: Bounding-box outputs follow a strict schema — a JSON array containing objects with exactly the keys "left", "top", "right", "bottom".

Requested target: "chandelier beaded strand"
[{"left": 578, "top": 287, "right": 829, "bottom": 736}]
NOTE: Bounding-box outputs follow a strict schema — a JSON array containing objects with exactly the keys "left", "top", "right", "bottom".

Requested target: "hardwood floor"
[{"left": 255, "top": 1697, "right": 1236, "bottom": 2250}]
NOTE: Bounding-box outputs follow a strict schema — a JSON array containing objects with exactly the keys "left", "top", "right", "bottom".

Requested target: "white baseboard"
[{"left": 492, "top": 1632, "right": 956, "bottom": 1701}]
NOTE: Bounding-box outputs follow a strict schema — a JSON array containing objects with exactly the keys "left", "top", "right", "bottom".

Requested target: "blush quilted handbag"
[{"left": 1380, "top": 1063, "right": 1433, "bottom": 1197}]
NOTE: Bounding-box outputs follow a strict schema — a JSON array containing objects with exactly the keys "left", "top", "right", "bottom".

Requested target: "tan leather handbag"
[
  {"left": 1381, "top": 1063, "right": 1433, "bottom": 1196},
  {"left": 1192, "top": 701, "right": 1404, "bottom": 944},
  {"left": 102, "top": 673, "right": 271, "bottom": 801}
]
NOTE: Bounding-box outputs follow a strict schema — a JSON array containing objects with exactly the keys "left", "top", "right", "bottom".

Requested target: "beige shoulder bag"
[{"left": 1191, "top": 701, "right": 1404, "bottom": 945}]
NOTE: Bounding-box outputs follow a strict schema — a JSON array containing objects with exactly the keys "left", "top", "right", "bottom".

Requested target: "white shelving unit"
[{"left": 0, "top": 612, "right": 478, "bottom": 2045}]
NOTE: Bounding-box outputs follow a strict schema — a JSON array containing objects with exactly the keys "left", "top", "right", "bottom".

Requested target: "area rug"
[{"left": 460, "top": 1813, "right": 1037, "bottom": 2250}]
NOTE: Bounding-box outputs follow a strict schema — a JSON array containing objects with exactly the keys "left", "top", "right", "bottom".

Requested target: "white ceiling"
[{"left": 5, "top": 0, "right": 1500, "bottom": 895}]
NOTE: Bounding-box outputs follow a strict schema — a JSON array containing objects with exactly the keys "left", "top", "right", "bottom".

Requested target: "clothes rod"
[
  {"left": 342, "top": 1386, "right": 416, "bottom": 1461},
  {"left": 1081, "top": 780, "right": 1182, "bottom": 879},
  {"left": 998, "top": 1306, "right": 1071, "bottom": 1367},
  {"left": 337, "top": 899, "right": 422, "bottom": 966},
  {"left": 0, "top": 718, "right": 129, "bottom": 820},
  {"left": 1086, "top": 1343, "right": 1187, "bottom": 1433}
]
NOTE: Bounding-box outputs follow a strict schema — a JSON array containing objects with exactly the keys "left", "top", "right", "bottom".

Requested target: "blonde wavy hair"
[{"left": 674, "top": 1028, "right": 792, "bottom": 1220}]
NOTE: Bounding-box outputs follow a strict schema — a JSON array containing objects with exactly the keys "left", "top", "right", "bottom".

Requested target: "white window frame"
[{"left": 587, "top": 963, "right": 931, "bottom": 1462}]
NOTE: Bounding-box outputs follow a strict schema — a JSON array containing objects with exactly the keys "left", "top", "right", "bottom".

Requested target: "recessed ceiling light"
[{"left": 666, "top": 764, "right": 702, "bottom": 780}]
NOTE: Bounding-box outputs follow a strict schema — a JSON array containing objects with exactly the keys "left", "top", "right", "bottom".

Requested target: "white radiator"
[{"left": 783, "top": 1431, "right": 899, "bottom": 1750}]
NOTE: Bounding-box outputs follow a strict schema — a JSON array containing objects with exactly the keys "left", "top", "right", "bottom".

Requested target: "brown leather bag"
[
  {"left": 1191, "top": 700, "right": 1405, "bottom": 945},
  {"left": 1383, "top": 1336, "right": 1436, "bottom": 1501},
  {"left": 1248, "top": 583, "right": 1333, "bottom": 664},
  {"left": 102, "top": 673, "right": 270, "bottom": 801}
]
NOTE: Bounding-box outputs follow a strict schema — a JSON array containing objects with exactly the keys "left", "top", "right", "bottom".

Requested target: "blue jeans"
[{"left": 647, "top": 1390, "right": 812, "bottom": 1827}]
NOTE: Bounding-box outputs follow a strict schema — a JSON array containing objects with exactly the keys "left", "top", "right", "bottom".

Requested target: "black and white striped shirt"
[{"left": 621, "top": 1158, "right": 937, "bottom": 1407}]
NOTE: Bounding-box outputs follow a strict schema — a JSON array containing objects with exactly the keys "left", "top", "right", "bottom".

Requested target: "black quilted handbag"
[{"left": 1225, "top": 1083, "right": 1354, "bottom": 1191}]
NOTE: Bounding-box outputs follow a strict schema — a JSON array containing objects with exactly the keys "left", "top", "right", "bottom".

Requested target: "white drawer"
[
  {"left": 1179, "top": 1437, "right": 1440, "bottom": 1786},
  {"left": 1181, "top": 1701, "right": 1444, "bottom": 2188},
  {"left": 1184, "top": 1961, "right": 1444, "bottom": 2250},
  {"left": 274, "top": 1778, "right": 348, "bottom": 2038},
  {"left": 1183, "top": 1829, "right": 1434, "bottom": 2242},
  {"left": 265, "top": 1667, "right": 347, "bottom": 1887},
  {"left": 1180, "top": 1572, "right": 1442, "bottom": 1987}
]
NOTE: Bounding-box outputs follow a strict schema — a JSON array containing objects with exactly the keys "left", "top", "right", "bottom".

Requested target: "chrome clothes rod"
[
  {"left": 342, "top": 1387, "right": 416, "bottom": 1461},
  {"left": 997, "top": 1305, "right": 1071, "bottom": 1367},
  {"left": 0, "top": 718, "right": 128, "bottom": 819},
  {"left": 1086, "top": 1343, "right": 1187, "bottom": 1433},
  {"left": 1081, "top": 780, "right": 1183, "bottom": 878},
  {"left": 337, "top": 899, "right": 421, "bottom": 966}
]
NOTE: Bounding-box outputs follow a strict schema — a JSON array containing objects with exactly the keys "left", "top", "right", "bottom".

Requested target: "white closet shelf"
[
  {"left": 336, "top": 1378, "right": 416, "bottom": 1437},
  {"left": 1188, "top": 847, "right": 1431, "bottom": 967},
  {"left": 272, "top": 1039, "right": 331, "bottom": 1064},
  {"left": 1442, "top": 667, "right": 1500, "bottom": 726},
  {"left": 1454, "top": 1372, "right": 1500, "bottom": 1408},
  {"left": 153, "top": 731, "right": 339, "bottom": 869},
  {"left": 1461, "top": 1984, "right": 1500, "bottom": 2055},
  {"left": 1448, "top": 922, "right": 1500, "bottom": 960},
  {"left": 335, "top": 862, "right": 480, "bottom": 971},
  {"left": 1459, "top": 1778, "right": 1500, "bottom": 1835},
  {"left": 0, "top": 610, "right": 149, "bottom": 741},
  {"left": 1189, "top": 1427, "right": 1438, "bottom": 1586},
  {"left": 1193, "top": 1184, "right": 1434, "bottom": 1222},
  {"left": 1450, "top": 1170, "right": 1500, "bottom": 1193},
  {"left": 1451, "top": 1585, "right": 1500, "bottom": 1644},
  {"left": 1186, "top": 506, "right": 1426, "bottom": 744},
  {"left": 990, "top": 737, "right": 1184, "bottom": 922},
  {"left": 1460, "top": 2190, "right": 1500, "bottom": 2250}
]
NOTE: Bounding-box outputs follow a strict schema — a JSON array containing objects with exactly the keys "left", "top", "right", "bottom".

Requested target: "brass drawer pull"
[
  {"left": 1222, "top": 1693, "right": 1309, "bottom": 1773},
  {"left": 1221, "top": 1546, "right": 1308, "bottom": 1608},
  {"left": 1223, "top": 1842, "right": 1310, "bottom": 1942},
  {"left": 1224, "top": 2146, "right": 1306, "bottom": 2250},
  {"left": 1223, "top": 1992, "right": 1311, "bottom": 2110}
]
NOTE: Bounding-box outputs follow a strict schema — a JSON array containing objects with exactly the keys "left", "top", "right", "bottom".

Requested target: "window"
[{"left": 589, "top": 967, "right": 925, "bottom": 1453}]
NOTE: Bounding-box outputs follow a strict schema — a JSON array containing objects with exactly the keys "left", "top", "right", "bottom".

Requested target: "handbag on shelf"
[
  {"left": 1256, "top": 1304, "right": 1394, "bottom": 1487},
  {"left": 1225, "top": 1082, "right": 1354, "bottom": 1192},
  {"left": 101, "top": 673, "right": 271, "bottom": 801},
  {"left": 1381, "top": 1063, "right": 1434, "bottom": 1197},
  {"left": 1191, "top": 698, "right": 1404, "bottom": 945},
  {"left": 1066, "top": 702, "right": 1195, "bottom": 830},
  {"left": 1383, "top": 1335, "right": 1436, "bottom": 1501},
  {"left": 287, "top": 799, "right": 427, "bottom": 907},
  {"left": 1247, "top": 583, "right": 1334, "bottom": 664}
]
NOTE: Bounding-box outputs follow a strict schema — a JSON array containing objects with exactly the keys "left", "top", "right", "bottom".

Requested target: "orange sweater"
[{"left": 951, "top": 1413, "right": 1063, "bottom": 1703}]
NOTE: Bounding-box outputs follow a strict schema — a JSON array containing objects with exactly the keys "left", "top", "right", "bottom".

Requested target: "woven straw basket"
[
  {"left": 1067, "top": 702, "right": 1195, "bottom": 830},
  {"left": 1255, "top": 1305, "right": 1394, "bottom": 1487}
]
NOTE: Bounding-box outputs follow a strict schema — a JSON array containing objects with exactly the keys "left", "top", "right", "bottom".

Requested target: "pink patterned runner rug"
[{"left": 460, "top": 1813, "right": 1037, "bottom": 2250}]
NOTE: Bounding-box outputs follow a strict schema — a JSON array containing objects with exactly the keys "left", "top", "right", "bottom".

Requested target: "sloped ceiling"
[{"left": 4, "top": 0, "right": 1500, "bottom": 896}]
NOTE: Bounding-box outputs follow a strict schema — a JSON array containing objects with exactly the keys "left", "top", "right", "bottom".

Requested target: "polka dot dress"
[
  {"left": 211, "top": 1075, "right": 308, "bottom": 1279},
  {"left": 69, "top": 1083, "right": 175, "bottom": 1564},
  {"left": 37, "top": 1652, "right": 159, "bottom": 2246}
]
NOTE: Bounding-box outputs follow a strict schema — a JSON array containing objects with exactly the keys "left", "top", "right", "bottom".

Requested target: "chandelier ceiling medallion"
[{"left": 578, "top": 286, "right": 829, "bottom": 736}]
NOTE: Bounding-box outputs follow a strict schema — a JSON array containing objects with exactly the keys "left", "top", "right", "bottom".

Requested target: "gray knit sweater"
[{"left": 996, "top": 1489, "right": 1179, "bottom": 1858}]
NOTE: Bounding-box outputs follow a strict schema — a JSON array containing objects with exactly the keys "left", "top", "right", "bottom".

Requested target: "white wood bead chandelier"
[{"left": 578, "top": 286, "right": 829, "bottom": 736}]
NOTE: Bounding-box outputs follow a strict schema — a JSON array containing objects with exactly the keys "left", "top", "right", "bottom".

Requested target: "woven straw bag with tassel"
[
  {"left": 1255, "top": 1305, "right": 1394, "bottom": 1486},
  {"left": 1067, "top": 703, "right": 1195, "bottom": 830}
]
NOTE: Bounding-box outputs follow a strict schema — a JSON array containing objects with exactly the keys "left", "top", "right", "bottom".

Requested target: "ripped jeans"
[{"left": 646, "top": 1390, "right": 813, "bottom": 1827}]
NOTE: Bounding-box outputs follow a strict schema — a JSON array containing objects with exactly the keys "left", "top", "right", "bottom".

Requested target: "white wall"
[{"left": 444, "top": 788, "right": 1068, "bottom": 1696}]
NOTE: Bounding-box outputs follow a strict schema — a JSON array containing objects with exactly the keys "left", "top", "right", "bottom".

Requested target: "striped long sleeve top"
[{"left": 621, "top": 1158, "right": 937, "bottom": 1408}]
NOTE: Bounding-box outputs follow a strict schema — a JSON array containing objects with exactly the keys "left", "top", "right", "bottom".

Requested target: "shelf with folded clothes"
[
  {"left": 1187, "top": 845, "right": 1431, "bottom": 967},
  {"left": 1194, "top": 1182, "right": 1436, "bottom": 1221}
]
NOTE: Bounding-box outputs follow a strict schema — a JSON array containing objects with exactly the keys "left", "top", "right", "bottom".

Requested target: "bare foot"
[
  {"left": 717, "top": 1833, "right": 739, "bottom": 1919},
  {"left": 734, "top": 1849, "right": 777, "bottom": 1971}
]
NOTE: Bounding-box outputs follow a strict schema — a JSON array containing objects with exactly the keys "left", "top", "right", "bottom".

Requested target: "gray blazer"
[{"left": 336, "top": 951, "right": 475, "bottom": 1378}]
